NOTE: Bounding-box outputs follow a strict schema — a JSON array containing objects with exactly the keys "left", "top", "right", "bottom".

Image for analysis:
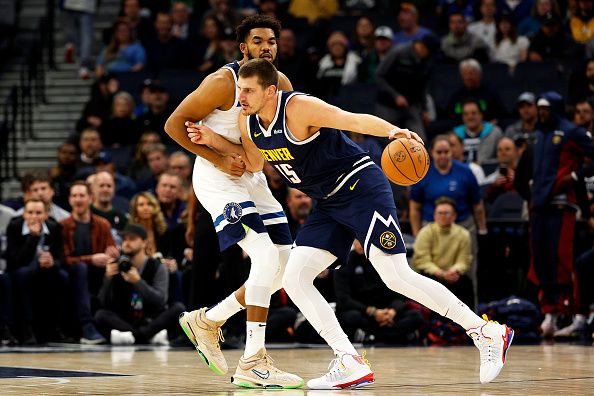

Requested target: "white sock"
[
  {"left": 206, "top": 293, "right": 245, "bottom": 322},
  {"left": 244, "top": 321, "right": 266, "bottom": 358},
  {"left": 444, "top": 296, "right": 485, "bottom": 330}
]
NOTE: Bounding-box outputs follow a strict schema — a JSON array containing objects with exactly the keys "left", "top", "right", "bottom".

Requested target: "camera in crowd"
[{"left": 117, "top": 255, "right": 132, "bottom": 273}]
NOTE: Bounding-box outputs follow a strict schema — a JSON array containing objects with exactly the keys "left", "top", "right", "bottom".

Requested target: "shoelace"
[
  {"left": 261, "top": 353, "right": 285, "bottom": 374},
  {"left": 195, "top": 313, "right": 225, "bottom": 349},
  {"left": 323, "top": 352, "right": 370, "bottom": 382},
  {"left": 477, "top": 314, "right": 499, "bottom": 365}
]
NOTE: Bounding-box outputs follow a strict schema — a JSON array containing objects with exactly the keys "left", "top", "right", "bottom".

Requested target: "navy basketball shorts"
[{"left": 295, "top": 164, "right": 406, "bottom": 263}]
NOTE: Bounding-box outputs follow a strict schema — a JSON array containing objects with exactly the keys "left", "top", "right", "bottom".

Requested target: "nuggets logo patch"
[
  {"left": 552, "top": 135, "right": 561, "bottom": 145},
  {"left": 379, "top": 231, "right": 397, "bottom": 249},
  {"left": 224, "top": 202, "right": 242, "bottom": 224}
]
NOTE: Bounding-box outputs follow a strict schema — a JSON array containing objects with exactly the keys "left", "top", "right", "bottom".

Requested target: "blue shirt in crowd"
[
  {"left": 410, "top": 160, "right": 481, "bottom": 222},
  {"left": 96, "top": 42, "right": 146, "bottom": 73}
]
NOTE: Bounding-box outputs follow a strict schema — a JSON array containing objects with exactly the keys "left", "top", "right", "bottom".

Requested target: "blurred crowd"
[{"left": 2, "top": 0, "right": 594, "bottom": 347}]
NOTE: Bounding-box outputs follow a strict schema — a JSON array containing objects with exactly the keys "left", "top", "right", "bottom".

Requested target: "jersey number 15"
[{"left": 274, "top": 164, "right": 302, "bottom": 184}]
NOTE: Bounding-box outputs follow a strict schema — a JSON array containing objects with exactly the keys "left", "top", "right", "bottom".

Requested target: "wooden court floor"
[{"left": 1, "top": 344, "right": 593, "bottom": 395}]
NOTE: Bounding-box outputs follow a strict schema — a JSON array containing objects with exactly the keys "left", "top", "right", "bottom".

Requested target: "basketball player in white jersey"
[{"left": 164, "top": 15, "right": 302, "bottom": 389}]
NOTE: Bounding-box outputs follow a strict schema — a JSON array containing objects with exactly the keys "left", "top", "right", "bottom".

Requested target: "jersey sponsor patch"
[
  {"left": 379, "top": 231, "right": 397, "bottom": 249},
  {"left": 224, "top": 202, "right": 243, "bottom": 224}
]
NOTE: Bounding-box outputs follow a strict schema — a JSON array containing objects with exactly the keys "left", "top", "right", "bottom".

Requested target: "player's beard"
[{"left": 247, "top": 49, "right": 279, "bottom": 67}]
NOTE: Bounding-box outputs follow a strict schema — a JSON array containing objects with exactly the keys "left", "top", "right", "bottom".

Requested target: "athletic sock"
[
  {"left": 244, "top": 321, "right": 266, "bottom": 358},
  {"left": 206, "top": 293, "right": 244, "bottom": 322}
]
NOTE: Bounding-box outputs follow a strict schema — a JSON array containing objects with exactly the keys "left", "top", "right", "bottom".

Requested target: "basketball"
[{"left": 381, "top": 138, "right": 430, "bottom": 186}]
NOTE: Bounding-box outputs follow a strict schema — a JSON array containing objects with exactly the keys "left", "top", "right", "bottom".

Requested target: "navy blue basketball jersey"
[{"left": 247, "top": 91, "right": 372, "bottom": 200}]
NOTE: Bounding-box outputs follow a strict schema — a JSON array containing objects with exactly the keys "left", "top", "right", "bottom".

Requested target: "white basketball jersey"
[{"left": 200, "top": 61, "right": 242, "bottom": 144}]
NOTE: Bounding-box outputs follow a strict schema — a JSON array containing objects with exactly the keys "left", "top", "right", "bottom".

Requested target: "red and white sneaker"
[
  {"left": 307, "top": 352, "right": 374, "bottom": 390},
  {"left": 466, "top": 315, "right": 514, "bottom": 384}
]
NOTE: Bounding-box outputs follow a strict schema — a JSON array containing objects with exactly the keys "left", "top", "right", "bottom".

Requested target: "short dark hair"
[
  {"left": 69, "top": 180, "right": 92, "bottom": 196},
  {"left": 435, "top": 196, "right": 457, "bottom": 212},
  {"left": 24, "top": 197, "right": 48, "bottom": 212},
  {"left": 462, "top": 98, "right": 483, "bottom": 114},
  {"left": 21, "top": 170, "right": 51, "bottom": 193},
  {"left": 235, "top": 14, "right": 281, "bottom": 44},
  {"left": 239, "top": 58, "right": 279, "bottom": 89}
]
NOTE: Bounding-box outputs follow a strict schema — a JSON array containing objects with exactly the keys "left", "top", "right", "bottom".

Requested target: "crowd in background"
[{"left": 2, "top": 0, "right": 594, "bottom": 347}]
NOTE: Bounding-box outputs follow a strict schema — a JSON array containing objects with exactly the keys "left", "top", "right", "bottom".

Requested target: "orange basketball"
[{"left": 381, "top": 138, "right": 430, "bottom": 186}]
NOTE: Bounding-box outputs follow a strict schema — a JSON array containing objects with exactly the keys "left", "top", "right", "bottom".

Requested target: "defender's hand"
[
  {"left": 217, "top": 154, "right": 246, "bottom": 177},
  {"left": 186, "top": 121, "right": 214, "bottom": 146}
]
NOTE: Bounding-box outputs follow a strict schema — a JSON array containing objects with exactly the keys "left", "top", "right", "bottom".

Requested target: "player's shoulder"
[{"left": 201, "top": 67, "right": 236, "bottom": 89}]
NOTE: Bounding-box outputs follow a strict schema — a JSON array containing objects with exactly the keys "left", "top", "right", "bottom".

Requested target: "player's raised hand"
[{"left": 388, "top": 127, "right": 424, "bottom": 145}]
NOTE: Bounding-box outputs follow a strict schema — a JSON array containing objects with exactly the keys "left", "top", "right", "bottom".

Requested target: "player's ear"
[
  {"left": 266, "top": 84, "right": 277, "bottom": 97},
  {"left": 239, "top": 42, "right": 247, "bottom": 55}
]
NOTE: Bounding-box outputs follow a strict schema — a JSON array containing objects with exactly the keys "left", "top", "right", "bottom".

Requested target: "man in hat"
[
  {"left": 504, "top": 92, "right": 538, "bottom": 152},
  {"left": 95, "top": 223, "right": 185, "bottom": 345},
  {"left": 137, "top": 81, "right": 174, "bottom": 146},
  {"left": 528, "top": 11, "right": 575, "bottom": 62}
]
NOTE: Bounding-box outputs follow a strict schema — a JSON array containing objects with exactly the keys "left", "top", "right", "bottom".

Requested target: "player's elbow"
[{"left": 164, "top": 113, "right": 179, "bottom": 137}]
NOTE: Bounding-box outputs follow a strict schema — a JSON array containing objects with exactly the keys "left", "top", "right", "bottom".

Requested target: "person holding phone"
[{"left": 483, "top": 137, "right": 520, "bottom": 204}]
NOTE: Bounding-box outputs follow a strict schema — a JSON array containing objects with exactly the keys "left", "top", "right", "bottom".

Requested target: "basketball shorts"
[
  {"left": 192, "top": 157, "right": 292, "bottom": 251},
  {"left": 295, "top": 164, "right": 406, "bottom": 263}
]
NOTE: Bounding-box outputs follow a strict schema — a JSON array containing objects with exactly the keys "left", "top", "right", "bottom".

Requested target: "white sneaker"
[
  {"left": 149, "top": 329, "right": 169, "bottom": 346},
  {"left": 541, "top": 313, "right": 558, "bottom": 338},
  {"left": 554, "top": 314, "right": 586, "bottom": 337},
  {"left": 231, "top": 347, "right": 304, "bottom": 389},
  {"left": 467, "top": 316, "right": 514, "bottom": 384},
  {"left": 110, "top": 329, "right": 135, "bottom": 345},
  {"left": 307, "top": 353, "right": 374, "bottom": 390}
]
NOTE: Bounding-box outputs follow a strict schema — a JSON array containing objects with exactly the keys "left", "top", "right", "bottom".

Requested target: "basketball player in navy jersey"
[
  {"left": 187, "top": 58, "right": 514, "bottom": 389},
  {"left": 164, "top": 16, "right": 303, "bottom": 389}
]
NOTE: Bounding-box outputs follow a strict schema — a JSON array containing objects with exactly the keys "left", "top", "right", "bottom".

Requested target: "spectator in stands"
[
  {"left": 483, "top": 137, "right": 520, "bottom": 203},
  {"left": 50, "top": 142, "right": 78, "bottom": 211},
  {"left": 315, "top": 31, "right": 361, "bottom": 100},
  {"left": 95, "top": 223, "right": 184, "bottom": 345},
  {"left": 76, "top": 74, "right": 119, "bottom": 133},
  {"left": 352, "top": 15, "right": 375, "bottom": 57},
  {"left": 441, "top": 12, "right": 490, "bottom": 63},
  {"left": 528, "top": 11, "right": 574, "bottom": 62},
  {"left": 202, "top": 0, "right": 243, "bottom": 31},
  {"left": 519, "top": 0, "right": 560, "bottom": 38},
  {"left": 0, "top": 272, "right": 17, "bottom": 345},
  {"left": 528, "top": 92, "right": 594, "bottom": 337},
  {"left": 357, "top": 26, "right": 394, "bottom": 84},
  {"left": 288, "top": 0, "right": 339, "bottom": 24},
  {"left": 137, "top": 82, "right": 174, "bottom": 146},
  {"left": 568, "top": 58, "right": 594, "bottom": 105},
  {"left": 62, "top": 181, "right": 118, "bottom": 344},
  {"left": 129, "top": 192, "right": 169, "bottom": 256},
  {"left": 446, "top": 58, "right": 508, "bottom": 123},
  {"left": 6, "top": 198, "right": 69, "bottom": 344},
  {"left": 117, "top": 0, "right": 154, "bottom": 46},
  {"left": 171, "top": 1, "right": 199, "bottom": 44},
  {"left": 277, "top": 27, "right": 312, "bottom": 91},
  {"left": 61, "top": 0, "right": 95, "bottom": 79},
  {"left": 570, "top": 0, "right": 594, "bottom": 44},
  {"left": 286, "top": 187, "right": 312, "bottom": 238},
  {"left": 412, "top": 197, "right": 474, "bottom": 307},
  {"left": 409, "top": 135, "right": 487, "bottom": 237},
  {"left": 393, "top": 2, "right": 434, "bottom": 45},
  {"left": 335, "top": 239, "right": 424, "bottom": 344},
  {"left": 168, "top": 152, "right": 192, "bottom": 201},
  {"left": 195, "top": 15, "right": 227, "bottom": 74},
  {"left": 375, "top": 33, "right": 438, "bottom": 140},
  {"left": 453, "top": 99, "right": 504, "bottom": 164},
  {"left": 93, "top": 152, "right": 138, "bottom": 201},
  {"left": 16, "top": 171, "right": 70, "bottom": 222},
  {"left": 469, "top": 0, "right": 498, "bottom": 50},
  {"left": 436, "top": 0, "right": 475, "bottom": 33},
  {"left": 129, "top": 131, "right": 161, "bottom": 183},
  {"left": 155, "top": 172, "right": 187, "bottom": 230},
  {"left": 495, "top": 0, "right": 534, "bottom": 27},
  {"left": 491, "top": 13, "right": 530, "bottom": 69},
  {"left": 0, "top": 204, "right": 15, "bottom": 269},
  {"left": 96, "top": 18, "right": 146, "bottom": 77},
  {"left": 504, "top": 92, "right": 538, "bottom": 149},
  {"left": 77, "top": 127, "right": 103, "bottom": 170},
  {"left": 89, "top": 171, "right": 128, "bottom": 232},
  {"left": 99, "top": 91, "right": 141, "bottom": 148},
  {"left": 137, "top": 143, "right": 169, "bottom": 192},
  {"left": 145, "top": 12, "right": 189, "bottom": 73},
  {"left": 447, "top": 131, "right": 487, "bottom": 184},
  {"left": 574, "top": 98, "right": 594, "bottom": 131}
]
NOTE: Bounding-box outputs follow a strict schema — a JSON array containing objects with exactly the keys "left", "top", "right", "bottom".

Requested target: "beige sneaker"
[
  {"left": 232, "top": 348, "right": 304, "bottom": 389},
  {"left": 179, "top": 308, "right": 228, "bottom": 374}
]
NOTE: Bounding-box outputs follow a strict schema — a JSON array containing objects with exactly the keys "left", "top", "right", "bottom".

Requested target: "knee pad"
[
  {"left": 282, "top": 246, "right": 336, "bottom": 297},
  {"left": 239, "top": 230, "right": 281, "bottom": 308}
]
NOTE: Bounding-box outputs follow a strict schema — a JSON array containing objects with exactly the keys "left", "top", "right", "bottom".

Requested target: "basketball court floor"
[{"left": 1, "top": 343, "right": 593, "bottom": 395}]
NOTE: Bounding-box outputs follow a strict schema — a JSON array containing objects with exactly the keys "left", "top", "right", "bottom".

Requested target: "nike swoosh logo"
[
  {"left": 254, "top": 131, "right": 263, "bottom": 137},
  {"left": 349, "top": 179, "right": 360, "bottom": 190},
  {"left": 252, "top": 369, "right": 270, "bottom": 379},
  {"left": 258, "top": 324, "right": 267, "bottom": 328}
]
